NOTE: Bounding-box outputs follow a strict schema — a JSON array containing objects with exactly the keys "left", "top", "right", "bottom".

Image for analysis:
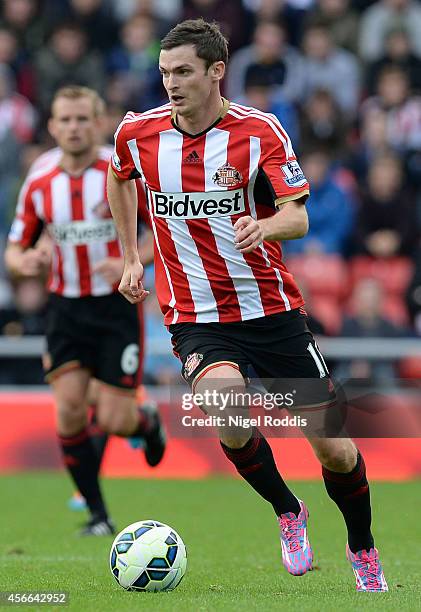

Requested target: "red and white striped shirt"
[
  {"left": 9, "top": 145, "right": 149, "bottom": 298},
  {"left": 112, "top": 101, "right": 310, "bottom": 325}
]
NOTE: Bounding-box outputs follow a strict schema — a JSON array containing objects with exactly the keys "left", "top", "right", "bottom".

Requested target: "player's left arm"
[
  {"left": 260, "top": 197, "right": 309, "bottom": 241},
  {"left": 234, "top": 118, "right": 310, "bottom": 254},
  {"left": 234, "top": 198, "right": 308, "bottom": 253}
]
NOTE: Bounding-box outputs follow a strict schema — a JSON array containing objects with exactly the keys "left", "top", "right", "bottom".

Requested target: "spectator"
[
  {"left": 182, "top": 0, "right": 252, "bottom": 53},
  {"left": 361, "top": 66, "right": 421, "bottom": 155},
  {"left": 299, "top": 88, "right": 348, "bottom": 158},
  {"left": 364, "top": 27, "right": 421, "bottom": 96},
  {"left": 305, "top": 0, "right": 360, "bottom": 54},
  {"left": 44, "top": 0, "right": 120, "bottom": 53},
  {"left": 0, "top": 27, "right": 34, "bottom": 101},
  {"left": 346, "top": 107, "right": 391, "bottom": 183},
  {"left": 0, "top": 64, "right": 36, "bottom": 235},
  {"left": 245, "top": 0, "right": 310, "bottom": 47},
  {"left": 0, "top": 277, "right": 47, "bottom": 385},
  {"left": 284, "top": 149, "right": 355, "bottom": 256},
  {"left": 0, "top": 277, "right": 47, "bottom": 336},
  {"left": 104, "top": 75, "right": 130, "bottom": 113},
  {"left": 34, "top": 22, "right": 105, "bottom": 116},
  {"left": 335, "top": 278, "right": 408, "bottom": 383},
  {"left": 359, "top": 0, "right": 421, "bottom": 62},
  {"left": 240, "top": 65, "right": 300, "bottom": 146},
  {"left": 102, "top": 104, "right": 126, "bottom": 145},
  {"left": 112, "top": 0, "right": 182, "bottom": 37},
  {"left": 106, "top": 14, "right": 162, "bottom": 111},
  {"left": 354, "top": 153, "right": 418, "bottom": 257},
  {"left": 227, "top": 20, "right": 306, "bottom": 103},
  {"left": 301, "top": 23, "right": 361, "bottom": 116},
  {"left": 0, "top": 0, "right": 46, "bottom": 54},
  {"left": 244, "top": 0, "right": 285, "bottom": 23}
]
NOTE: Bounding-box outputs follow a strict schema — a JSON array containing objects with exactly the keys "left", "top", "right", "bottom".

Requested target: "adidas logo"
[{"left": 184, "top": 150, "right": 201, "bottom": 163}]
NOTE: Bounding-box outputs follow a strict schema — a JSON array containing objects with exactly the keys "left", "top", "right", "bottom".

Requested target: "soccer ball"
[{"left": 109, "top": 520, "right": 187, "bottom": 592}]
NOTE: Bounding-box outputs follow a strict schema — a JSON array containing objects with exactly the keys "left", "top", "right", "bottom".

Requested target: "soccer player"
[
  {"left": 23, "top": 152, "right": 156, "bottom": 516},
  {"left": 5, "top": 86, "right": 166, "bottom": 536},
  {"left": 107, "top": 20, "right": 388, "bottom": 591}
]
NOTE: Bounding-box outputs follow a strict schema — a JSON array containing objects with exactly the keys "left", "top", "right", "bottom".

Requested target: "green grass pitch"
[{"left": 0, "top": 474, "right": 420, "bottom": 611}]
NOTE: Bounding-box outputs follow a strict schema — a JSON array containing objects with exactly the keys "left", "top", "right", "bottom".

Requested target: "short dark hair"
[{"left": 161, "top": 19, "right": 228, "bottom": 69}]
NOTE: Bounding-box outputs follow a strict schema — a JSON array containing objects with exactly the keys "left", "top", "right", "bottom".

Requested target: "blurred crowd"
[{"left": 0, "top": 0, "right": 421, "bottom": 385}]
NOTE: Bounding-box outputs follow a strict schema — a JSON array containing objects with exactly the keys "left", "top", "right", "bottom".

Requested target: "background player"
[
  {"left": 5, "top": 86, "right": 165, "bottom": 536},
  {"left": 107, "top": 20, "right": 387, "bottom": 591},
  {"left": 34, "top": 229, "right": 155, "bottom": 514}
]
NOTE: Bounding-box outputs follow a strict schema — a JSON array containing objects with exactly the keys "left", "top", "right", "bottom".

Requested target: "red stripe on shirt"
[
  {"left": 182, "top": 137, "right": 242, "bottom": 322},
  {"left": 70, "top": 175, "right": 91, "bottom": 296}
]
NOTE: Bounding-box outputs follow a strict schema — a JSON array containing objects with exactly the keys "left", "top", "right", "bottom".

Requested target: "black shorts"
[
  {"left": 170, "top": 309, "right": 334, "bottom": 406},
  {"left": 45, "top": 292, "right": 143, "bottom": 391}
]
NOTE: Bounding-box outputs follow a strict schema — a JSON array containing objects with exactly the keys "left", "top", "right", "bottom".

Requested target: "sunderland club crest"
[
  {"left": 212, "top": 162, "right": 243, "bottom": 187},
  {"left": 184, "top": 353, "right": 204, "bottom": 379}
]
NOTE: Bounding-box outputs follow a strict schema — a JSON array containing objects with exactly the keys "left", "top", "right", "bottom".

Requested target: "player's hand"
[
  {"left": 17, "top": 248, "right": 51, "bottom": 277},
  {"left": 119, "top": 259, "right": 150, "bottom": 304},
  {"left": 92, "top": 257, "right": 125, "bottom": 284},
  {"left": 233, "top": 216, "right": 263, "bottom": 253}
]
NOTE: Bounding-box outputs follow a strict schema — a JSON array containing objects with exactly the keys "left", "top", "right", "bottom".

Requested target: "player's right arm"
[
  {"left": 93, "top": 176, "right": 154, "bottom": 284},
  {"left": 135, "top": 178, "right": 154, "bottom": 265},
  {"left": 107, "top": 168, "right": 148, "bottom": 303},
  {"left": 4, "top": 178, "right": 49, "bottom": 279},
  {"left": 4, "top": 243, "right": 50, "bottom": 278},
  {"left": 108, "top": 117, "right": 151, "bottom": 304}
]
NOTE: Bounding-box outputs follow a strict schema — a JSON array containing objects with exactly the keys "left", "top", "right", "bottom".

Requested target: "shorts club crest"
[{"left": 183, "top": 353, "right": 204, "bottom": 379}]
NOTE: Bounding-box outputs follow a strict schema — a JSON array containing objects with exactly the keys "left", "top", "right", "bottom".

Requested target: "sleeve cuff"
[{"left": 275, "top": 189, "right": 310, "bottom": 208}]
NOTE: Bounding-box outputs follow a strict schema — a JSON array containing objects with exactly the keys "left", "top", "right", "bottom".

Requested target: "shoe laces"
[
  {"left": 355, "top": 550, "right": 382, "bottom": 589},
  {"left": 280, "top": 514, "right": 303, "bottom": 553}
]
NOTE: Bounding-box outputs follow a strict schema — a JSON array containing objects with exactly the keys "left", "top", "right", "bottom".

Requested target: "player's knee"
[
  {"left": 95, "top": 411, "right": 114, "bottom": 434},
  {"left": 57, "top": 397, "right": 86, "bottom": 419},
  {"left": 219, "top": 430, "right": 251, "bottom": 450},
  {"left": 56, "top": 398, "right": 87, "bottom": 435},
  {"left": 101, "top": 420, "right": 126, "bottom": 436},
  {"left": 96, "top": 410, "right": 130, "bottom": 436},
  {"left": 317, "top": 440, "right": 357, "bottom": 472},
  {"left": 96, "top": 394, "right": 136, "bottom": 435}
]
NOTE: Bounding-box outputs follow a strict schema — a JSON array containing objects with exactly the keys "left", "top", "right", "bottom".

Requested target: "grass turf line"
[{"left": 0, "top": 474, "right": 420, "bottom": 611}]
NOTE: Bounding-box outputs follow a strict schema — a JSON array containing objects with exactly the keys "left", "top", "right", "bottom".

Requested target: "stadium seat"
[
  {"left": 382, "top": 295, "right": 410, "bottom": 327},
  {"left": 285, "top": 254, "right": 349, "bottom": 299},
  {"left": 345, "top": 294, "right": 410, "bottom": 327},
  {"left": 349, "top": 256, "right": 414, "bottom": 296},
  {"left": 398, "top": 356, "right": 421, "bottom": 380},
  {"left": 310, "top": 296, "right": 343, "bottom": 335}
]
